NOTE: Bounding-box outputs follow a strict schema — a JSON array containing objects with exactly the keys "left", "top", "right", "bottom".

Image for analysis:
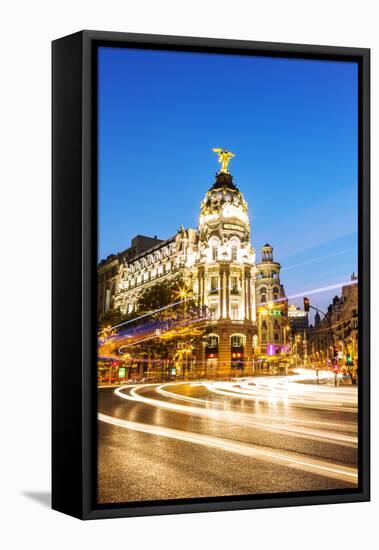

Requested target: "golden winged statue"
[{"left": 212, "top": 148, "right": 235, "bottom": 174}]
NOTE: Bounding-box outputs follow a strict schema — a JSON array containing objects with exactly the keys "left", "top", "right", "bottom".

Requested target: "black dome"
[{"left": 211, "top": 171, "right": 237, "bottom": 191}]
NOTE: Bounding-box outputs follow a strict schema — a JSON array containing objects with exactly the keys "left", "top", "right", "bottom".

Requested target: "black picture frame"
[{"left": 52, "top": 30, "right": 370, "bottom": 520}]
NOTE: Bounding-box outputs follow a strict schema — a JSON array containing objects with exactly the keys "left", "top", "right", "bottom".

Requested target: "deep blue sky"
[{"left": 98, "top": 47, "right": 358, "bottom": 318}]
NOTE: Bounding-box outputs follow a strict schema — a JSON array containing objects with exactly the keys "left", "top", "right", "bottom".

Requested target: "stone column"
[
  {"left": 241, "top": 270, "right": 246, "bottom": 320},
  {"left": 218, "top": 329, "right": 230, "bottom": 377},
  {"left": 219, "top": 267, "right": 224, "bottom": 319},
  {"left": 223, "top": 270, "right": 227, "bottom": 318},
  {"left": 250, "top": 276, "right": 256, "bottom": 322},
  {"left": 203, "top": 272, "right": 208, "bottom": 306},
  {"left": 225, "top": 265, "right": 230, "bottom": 319},
  {"left": 247, "top": 270, "right": 252, "bottom": 321},
  {"left": 198, "top": 266, "right": 205, "bottom": 308}
]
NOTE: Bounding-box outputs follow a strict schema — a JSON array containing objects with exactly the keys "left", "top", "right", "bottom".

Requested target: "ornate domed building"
[
  {"left": 193, "top": 165, "right": 258, "bottom": 375},
  {"left": 105, "top": 149, "right": 287, "bottom": 378}
]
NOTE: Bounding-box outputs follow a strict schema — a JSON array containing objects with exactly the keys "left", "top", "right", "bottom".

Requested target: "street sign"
[
  {"left": 288, "top": 309, "right": 307, "bottom": 318},
  {"left": 118, "top": 366, "right": 126, "bottom": 379},
  {"left": 261, "top": 309, "right": 282, "bottom": 316}
]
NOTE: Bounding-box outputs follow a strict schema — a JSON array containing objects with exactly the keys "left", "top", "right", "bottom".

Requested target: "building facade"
[
  {"left": 98, "top": 150, "right": 296, "bottom": 378},
  {"left": 98, "top": 234, "right": 163, "bottom": 316},
  {"left": 111, "top": 169, "right": 259, "bottom": 376},
  {"left": 307, "top": 274, "right": 358, "bottom": 373},
  {"left": 288, "top": 304, "right": 309, "bottom": 365},
  {"left": 255, "top": 244, "right": 289, "bottom": 357}
]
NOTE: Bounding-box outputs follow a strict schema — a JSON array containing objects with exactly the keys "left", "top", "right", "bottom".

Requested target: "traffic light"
[
  {"left": 333, "top": 346, "right": 338, "bottom": 360},
  {"left": 303, "top": 297, "right": 310, "bottom": 312},
  {"left": 346, "top": 354, "right": 353, "bottom": 366}
]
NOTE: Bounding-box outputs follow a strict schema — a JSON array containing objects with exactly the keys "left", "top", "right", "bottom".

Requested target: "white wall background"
[{"left": 1, "top": 1, "right": 377, "bottom": 548}]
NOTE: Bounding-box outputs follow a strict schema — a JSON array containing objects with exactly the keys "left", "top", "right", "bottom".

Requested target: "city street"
[{"left": 97, "top": 369, "right": 358, "bottom": 504}]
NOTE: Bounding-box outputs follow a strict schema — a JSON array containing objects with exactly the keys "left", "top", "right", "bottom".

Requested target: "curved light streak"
[
  {"left": 114, "top": 382, "right": 357, "bottom": 447},
  {"left": 98, "top": 412, "right": 357, "bottom": 485},
  {"left": 156, "top": 381, "right": 356, "bottom": 432},
  {"left": 203, "top": 370, "right": 358, "bottom": 413}
]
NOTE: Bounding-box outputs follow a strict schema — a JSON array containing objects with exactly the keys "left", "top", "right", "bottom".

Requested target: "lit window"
[
  {"left": 231, "top": 276, "right": 238, "bottom": 294},
  {"left": 210, "top": 305, "right": 218, "bottom": 320},
  {"left": 231, "top": 304, "right": 239, "bottom": 320},
  {"left": 208, "top": 335, "right": 219, "bottom": 348},
  {"left": 210, "top": 276, "right": 218, "bottom": 294},
  {"left": 231, "top": 335, "right": 243, "bottom": 347}
]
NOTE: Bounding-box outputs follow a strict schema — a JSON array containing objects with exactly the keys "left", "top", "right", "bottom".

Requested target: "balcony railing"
[{"left": 230, "top": 288, "right": 241, "bottom": 295}]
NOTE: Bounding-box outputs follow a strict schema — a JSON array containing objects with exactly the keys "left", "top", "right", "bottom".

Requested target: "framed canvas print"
[{"left": 52, "top": 30, "right": 370, "bottom": 520}]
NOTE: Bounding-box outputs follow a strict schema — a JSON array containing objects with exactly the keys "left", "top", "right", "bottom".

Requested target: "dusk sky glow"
[{"left": 98, "top": 46, "right": 358, "bottom": 318}]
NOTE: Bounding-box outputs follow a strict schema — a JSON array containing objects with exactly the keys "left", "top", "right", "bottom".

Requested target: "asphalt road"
[{"left": 97, "top": 369, "right": 358, "bottom": 504}]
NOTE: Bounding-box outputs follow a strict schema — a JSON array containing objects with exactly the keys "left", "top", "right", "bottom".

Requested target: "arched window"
[
  {"left": 212, "top": 246, "right": 218, "bottom": 261},
  {"left": 262, "top": 320, "right": 267, "bottom": 330},
  {"left": 261, "top": 295, "right": 266, "bottom": 303},
  {"left": 231, "top": 335, "right": 244, "bottom": 348},
  {"left": 206, "top": 334, "right": 219, "bottom": 348}
]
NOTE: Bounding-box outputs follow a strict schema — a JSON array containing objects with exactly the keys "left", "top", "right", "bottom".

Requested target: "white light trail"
[
  {"left": 283, "top": 279, "right": 358, "bottom": 302},
  {"left": 156, "top": 381, "right": 357, "bottom": 432},
  {"left": 98, "top": 412, "right": 357, "bottom": 485},
  {"left": 203, "top": 370, "right": 357, "bottom": 412},
  {"left": 114, "top": 382, "right": 357, "bottom": 447},
  {"left": 281, "top": 248, "right": 356, "bottom": 273}
]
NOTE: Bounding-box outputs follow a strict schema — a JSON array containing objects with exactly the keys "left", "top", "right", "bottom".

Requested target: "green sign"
[
  {"left": 118, "top": 367, "right": 126, "bottom": 379},
  {"left": 262, "top": 309, "right": 282, "bottom": 316}
]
